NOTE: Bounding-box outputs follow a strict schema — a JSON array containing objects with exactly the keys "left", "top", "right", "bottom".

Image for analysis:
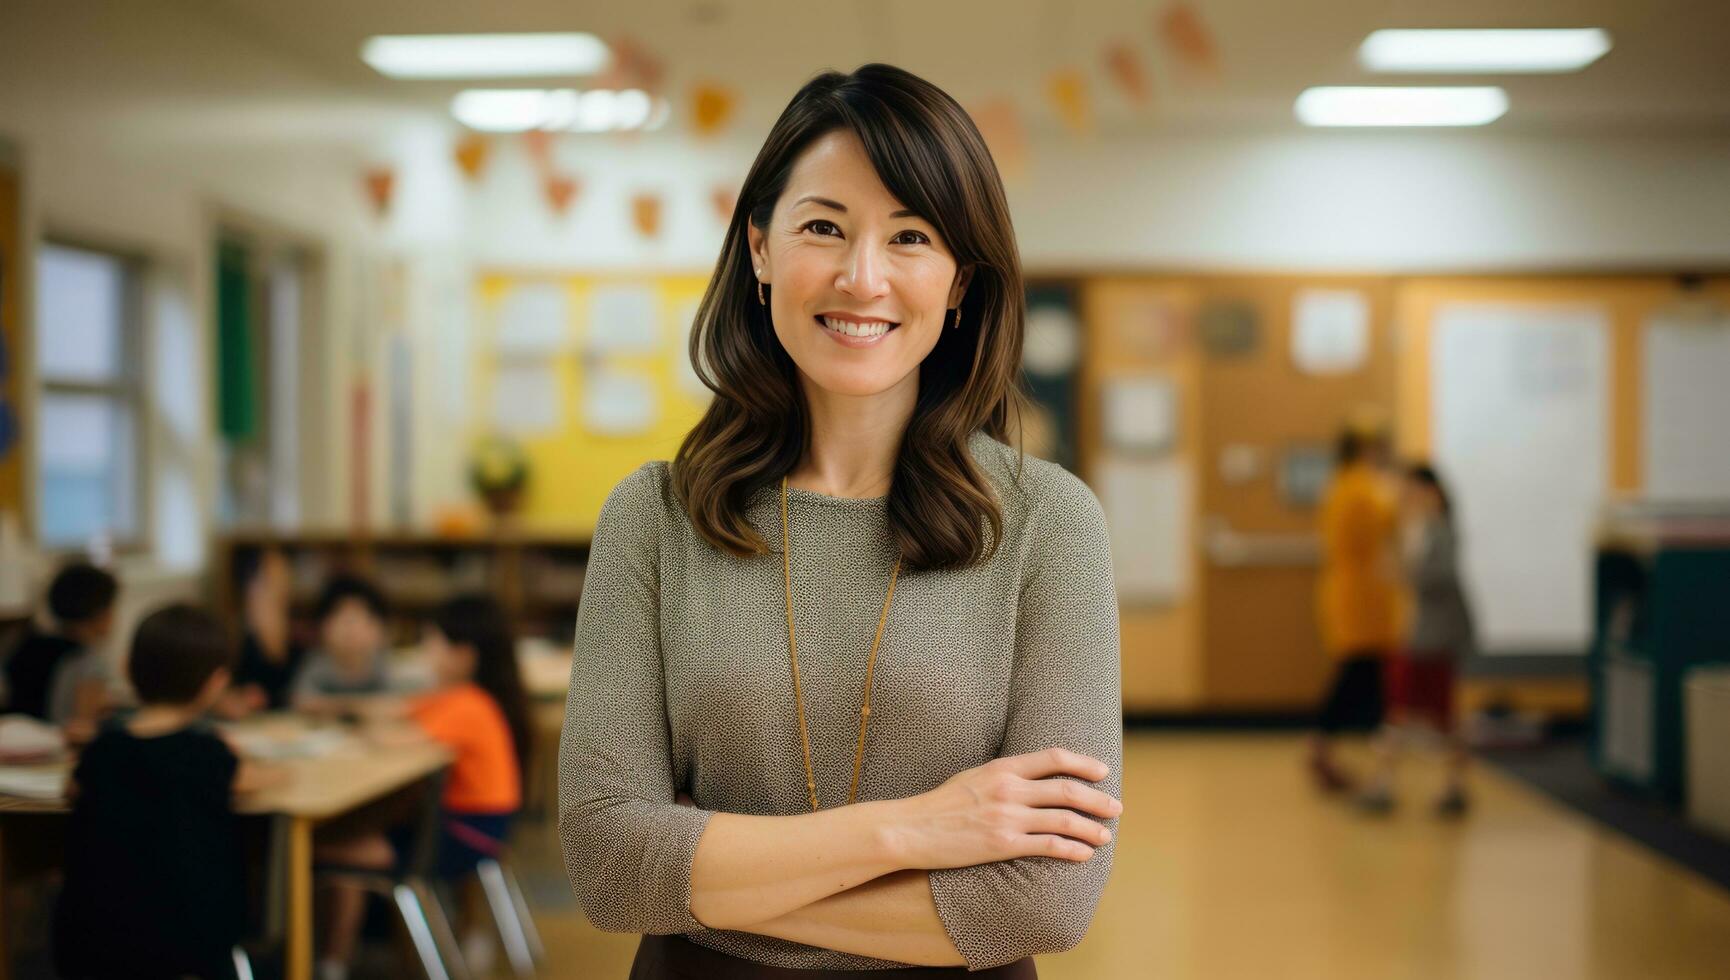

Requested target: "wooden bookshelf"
[{"left": 215, "top": 531, "right": 591, "bottom": 647}]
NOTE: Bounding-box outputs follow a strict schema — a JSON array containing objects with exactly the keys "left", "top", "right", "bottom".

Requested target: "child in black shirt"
[
  {"left": 1, "top": 561, "right": 119, "bottom": 734},
  {"left": 53, "top": 604, "right": 277, "bottom": 980}
]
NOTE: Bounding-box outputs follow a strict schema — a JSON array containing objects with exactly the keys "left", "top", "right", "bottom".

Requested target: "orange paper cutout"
[
  {"left": 1046, "top": 70, "right": 1092, "bottom": 136},
  {"left": 1104, "top": 42, "right": 1153, "bottom": 105},
  {"left": 690, "top": 82, "right": 737, "bottom": 137},
  {"left": 969, "top": 98, "right": 1028, "bottom": 180},
  {"left": 362, "top": 167, "right": 394, "bottom": 217},
  {"left": 545, "top": 174, "right": 580, "bottom": 216},
  {"left": 521, "top": 130, "right": 555, "bottom": 173},
  {"left": 631, "top": 193, "right": 663, "bottom": 238},
  {"left": 601, "top": 36, "right": 666, "bottom": 94},
  {"left": 710, "top": 184, "right": 738, "bottom": 222},
  {"left": 1158, "top": 2, "right": 1221, "bottom": 81},
  {"left": 454, "top": 134, "right": 491, "bottom": 181}
]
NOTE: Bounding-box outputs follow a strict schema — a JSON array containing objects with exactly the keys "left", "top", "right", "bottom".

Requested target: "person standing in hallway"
[
  {"left": 1357, "top": 463, "right": 1477, "bottom": 816},
  {"left": 558, "top": 64, "right": 1123, "bottom": 979},
  {"left": 1310, "top": 420, "right": 1400, "bottom": 791}
]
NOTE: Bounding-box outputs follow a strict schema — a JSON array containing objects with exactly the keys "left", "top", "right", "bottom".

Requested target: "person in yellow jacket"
[{"left": 1310, "top": 422, "right": 1400, "bottom": 792}]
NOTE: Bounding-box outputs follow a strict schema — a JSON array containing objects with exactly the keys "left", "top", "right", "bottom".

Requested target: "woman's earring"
[
  {"left": 950, "top": 306, "right": 962, "bottom": 330},
  {"left": 755, "top": 268, "right": 766, "bottom": 306}
]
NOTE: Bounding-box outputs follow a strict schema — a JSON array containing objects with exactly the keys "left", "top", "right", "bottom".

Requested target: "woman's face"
[{"left": 747, "top": 129, "right": 971, "bottom": 400}]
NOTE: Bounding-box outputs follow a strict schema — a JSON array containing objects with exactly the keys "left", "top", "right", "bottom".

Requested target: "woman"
[
  {"left": 558, "top": 64, "right": 1124, "bottom": 978},
  {"left": 1310, "top": 421, "right": 1400, "bottom": 792}
]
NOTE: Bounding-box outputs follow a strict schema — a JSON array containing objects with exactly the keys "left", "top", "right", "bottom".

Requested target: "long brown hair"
[{"left": 673, "top": 63, "right": 1028, "bottom": 572}]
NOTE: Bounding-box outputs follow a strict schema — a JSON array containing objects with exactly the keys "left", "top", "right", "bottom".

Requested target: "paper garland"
[
  {"left": 1158, "top": 2, "right": 1221, "bottom": 81},
  {"left": 1104, "top": 42, "right": 1153, "bottom": 105},
  {"left": 544, "top": 174, "right": 581, "bottom": 216},
  {"left": 454, "top": 133, "right": 491, "bottom": 181},
  {"left": 1046, "top": 70, "right": 1092, "bottom": 136},
  {"left": 631, "top": 193, "right": 663, "bottom": 238},
  {"left": 690, "top": 82, "right": 738, "bottom": 137},
  {"left": 362, "top": 168, "right": 394, "bottom": 218}
]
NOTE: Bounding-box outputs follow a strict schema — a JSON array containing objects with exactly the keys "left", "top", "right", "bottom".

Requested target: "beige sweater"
[{"left": 557, "top": 430, "right": 1122, "bottom": 971}]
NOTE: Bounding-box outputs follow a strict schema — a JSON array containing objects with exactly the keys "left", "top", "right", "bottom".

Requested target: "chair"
[
  {"left": 313, "top": 772, "right": 469, "bottom": 980},
  {"left": 474, "top": 853, "right": 545, "bottom": 978}
]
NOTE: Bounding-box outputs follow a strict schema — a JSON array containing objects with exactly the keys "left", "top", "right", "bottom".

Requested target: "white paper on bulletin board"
[
  {"left": 1096, "top": 457, "right": 1190, "bottom": 604},
  {"left": 1432, "top": 302, "right": 1607, "bottom": 654},
  {"left": 1291, "top": 289, "right": 1369, "bottom": 375},
  {"left": 1643, "top": 315, "right": 1730, "bottom": 501},
  {"left": 582, "top": 370, "right": 658, "bottom": 436},
  {"left": 490, "top": 363, "right": 561, "bottom": 435},
  {"left": 495, "top": 283, "right": 570, "bottom": 355},
  {"left": 673, "top": 298, "right": 711, "bottom": 399},
  {"left": 588, "top": 285, "right": 660, "bottom": 354},
  {"left": 1101, "top": 376, "right": 1177, "bottom": 454}
]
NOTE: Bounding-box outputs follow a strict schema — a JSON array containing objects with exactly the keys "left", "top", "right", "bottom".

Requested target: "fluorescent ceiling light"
[
  {"left": 1295, "top": 86, "right": 1509, "bottom": 127},
  {"left": 451, "top": 89, "right": 665, "bottom": 133},
  {"left": 363, "top": 33, "right": 609, "bottom": 79},
  {"left": 1359, "top": 29, "right": 1611, "bottom": 74}
]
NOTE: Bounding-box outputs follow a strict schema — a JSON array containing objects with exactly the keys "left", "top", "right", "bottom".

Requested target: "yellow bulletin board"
[{"left": 472, "top": 272, "right": 715, "bottom": 532}]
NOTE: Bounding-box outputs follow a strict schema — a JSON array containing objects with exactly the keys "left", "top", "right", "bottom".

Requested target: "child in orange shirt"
[{"left": 313, "top": 594, "right": 529, "bottom": 980}]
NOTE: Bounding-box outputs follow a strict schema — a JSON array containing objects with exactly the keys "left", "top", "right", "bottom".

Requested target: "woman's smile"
[{"left": 817, "top": 312, "right": 901, "bottom": 347}]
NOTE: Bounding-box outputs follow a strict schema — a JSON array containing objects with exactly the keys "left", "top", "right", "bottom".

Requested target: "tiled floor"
[{"left": 505, "top": 733, "right": 1730, "bottom": 979}]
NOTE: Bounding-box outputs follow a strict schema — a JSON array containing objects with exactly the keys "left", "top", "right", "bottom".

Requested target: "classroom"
[{"left": 2, "top": 2, "right": 1729, "bottom": 978}]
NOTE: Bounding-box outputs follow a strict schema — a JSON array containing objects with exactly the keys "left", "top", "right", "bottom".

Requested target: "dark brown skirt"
[{"left": 628, "top": 934, "right": 1038, "bottom": 979}]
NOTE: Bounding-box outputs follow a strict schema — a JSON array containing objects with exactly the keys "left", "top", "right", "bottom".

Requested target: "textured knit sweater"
[{"left": 557, "top": 430, "right": 1122, "bottom": 971}]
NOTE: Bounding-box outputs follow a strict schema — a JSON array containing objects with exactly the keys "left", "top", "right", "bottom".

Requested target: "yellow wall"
[{"left": 472, "top": 272, "right": 713, "bottom": 533}]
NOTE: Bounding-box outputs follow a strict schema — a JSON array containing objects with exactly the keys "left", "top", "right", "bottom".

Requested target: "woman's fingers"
[
  {"left": 1024, "top": 833, "right": 1096, "bottom": 861},
  {"left": 1022, "top": 805, "right": 1114, "bottom": 847},
  {"left": 996, "top": 746, "right": 1110, "bottom": 783},
  {"left": 1021, "top": 773, "right": 1123, "bottom": 820}
]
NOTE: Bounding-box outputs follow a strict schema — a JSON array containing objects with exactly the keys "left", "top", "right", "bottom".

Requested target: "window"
[{"left": 34, "top": 242, "right": 143, "bottom": 551}]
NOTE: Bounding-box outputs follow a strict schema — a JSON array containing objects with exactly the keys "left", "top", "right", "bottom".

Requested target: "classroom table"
[{"left": 0, "top": 714, "right": 452, "bottom": 980}]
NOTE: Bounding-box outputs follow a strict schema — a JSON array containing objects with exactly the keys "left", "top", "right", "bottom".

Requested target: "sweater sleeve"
[
  {"left": 558, "top": 463, "right": 715, "bottom": 935},
  {"left": 926, "top": 471, "right": 1124, "bottom": 970}
]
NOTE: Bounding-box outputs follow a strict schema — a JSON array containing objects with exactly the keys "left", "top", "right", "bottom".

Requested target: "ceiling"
[{"left": 5, "top": 0, "right": 1730, "bottom": 149}]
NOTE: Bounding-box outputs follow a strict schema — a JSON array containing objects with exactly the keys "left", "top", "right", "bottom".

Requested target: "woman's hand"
[{"left": 886, "top": 747, "right": 1121, "bottom": 869}]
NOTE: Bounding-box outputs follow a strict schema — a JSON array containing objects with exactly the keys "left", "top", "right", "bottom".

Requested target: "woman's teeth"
[{"left": 819, "top": 315, "right": 896, "bottom": 338}]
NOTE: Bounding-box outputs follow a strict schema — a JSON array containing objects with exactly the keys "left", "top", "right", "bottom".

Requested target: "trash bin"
[{"left": 1685, "top": 666, "right": 1730, "bottom": 840}]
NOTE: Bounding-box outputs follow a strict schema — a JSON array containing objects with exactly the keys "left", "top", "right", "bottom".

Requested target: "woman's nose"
[{"left": 835, "top": 241, "right": 890, "bottom": 300}]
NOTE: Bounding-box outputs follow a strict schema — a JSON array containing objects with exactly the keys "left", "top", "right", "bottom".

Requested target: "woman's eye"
[
  {"left": 802, "top": 220, "right": 841, "bottom": 237},
  {"left": 892, "top": 230, "right": 931, "bottom": 246}
]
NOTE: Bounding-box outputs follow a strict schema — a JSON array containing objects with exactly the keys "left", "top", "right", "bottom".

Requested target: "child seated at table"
[
  {"left": 291, "top": 574, "right": 395, "bottom": 715},
  {"left": 221, "top": 548, "right": 305, "bottom": 716},
  {"left": 53, "top": 603, "right": 277, "bottom": 980},
  {"left": 314, "top": 593, "right": 528, "bottom": 980},
  {"left": 0, "top": 561, "right": 119, "bottom": 737}
]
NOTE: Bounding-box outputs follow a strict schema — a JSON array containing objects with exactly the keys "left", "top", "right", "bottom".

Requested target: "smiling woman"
[{"left": 558, "top": 63, "right": 1124, "bottom": 979}]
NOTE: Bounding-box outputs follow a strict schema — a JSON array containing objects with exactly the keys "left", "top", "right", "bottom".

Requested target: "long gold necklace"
[{"left": 780, "top": 475, "right": 902, "bottom": 811}]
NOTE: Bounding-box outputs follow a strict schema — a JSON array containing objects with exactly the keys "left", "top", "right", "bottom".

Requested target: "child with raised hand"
[
  {"left": 220, "top": 547, "right": 304, "bottom": 717},
  {"left": 53, "top": 603, "right": 281, "bottom": 980},
  {"left": 314, "top": 593, "right": 529, "bottom": 980},
  {"left": 1357, "top": 463, "right": 1478, "bottom": 817}
]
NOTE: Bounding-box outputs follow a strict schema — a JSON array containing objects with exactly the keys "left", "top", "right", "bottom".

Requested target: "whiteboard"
[
  {"left": 1643, "top": 316, "right": 1730, "bottom": 501},
  {"left": 1432, "top": 303, "right": 1608, "bottom": 654}
]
